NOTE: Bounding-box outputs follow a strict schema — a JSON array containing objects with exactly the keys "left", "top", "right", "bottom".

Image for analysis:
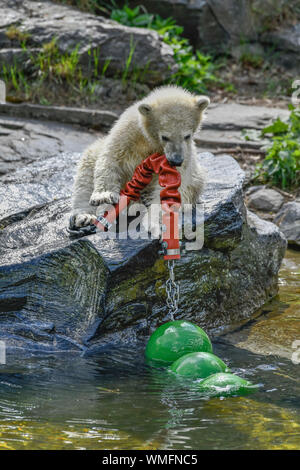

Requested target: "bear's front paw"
[
  {"left": 89, "top": 191, "right": 120, "bottom": 206},
  {"left": 69, "top": 213, "right": 96, "bottom": 229}
]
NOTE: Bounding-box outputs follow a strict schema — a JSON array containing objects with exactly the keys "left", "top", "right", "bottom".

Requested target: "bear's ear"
[
  {"left": 195, "top": 96, "right": 210, "bottom": 112},
  {"left": 138, "top": 103, "right": 152, "bottom": 116}
]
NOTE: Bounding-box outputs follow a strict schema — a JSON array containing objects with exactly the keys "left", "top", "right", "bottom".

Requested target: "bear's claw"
[
  {"left": 69, "top": 213, "right": 96, "bottom": 229},
  {"left": 89, "top": 191, "right": 120, "bottom": 206}
]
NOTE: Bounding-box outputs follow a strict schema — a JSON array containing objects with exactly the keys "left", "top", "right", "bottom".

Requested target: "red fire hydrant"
[{"left": 91, "top": 153, "right": 181, "bottom": 260}]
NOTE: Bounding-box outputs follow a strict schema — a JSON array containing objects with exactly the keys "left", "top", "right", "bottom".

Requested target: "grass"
[
  {"left": 5, "top": 25, "right": 31, "bottom": 43},
  {"left": 2, "top": 2, "right": 297, "bottom": 109},
  {"left": 1, "top": 3, "right": 227, "bottom": 106},
  {"left": 254, "top": 106, "right": 300, "bottom": 190},
  {"left": 0, "top": 30, "right": 148, "bottom": 107},
  {"left": 239, "top": 52, "right": 264, "bottom": 69}
]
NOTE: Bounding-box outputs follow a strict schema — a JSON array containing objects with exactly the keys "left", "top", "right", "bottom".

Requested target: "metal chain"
[{"left": 166, "top": 260, "right": 180, "bottom": 321}]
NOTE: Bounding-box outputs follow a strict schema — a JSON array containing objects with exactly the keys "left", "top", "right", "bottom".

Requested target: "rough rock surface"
[
  {"left": 127, "top": 0, "right": 254, "bottom": 49},
  {"left": 274, "top": 201, "right": 300, "bottom": 247},
  {"left": 0, "top": 136, "right": 287, "bottom": 352},
  {"left": 0, "top": 115, "right": 98, "bottom": 175},
  {"left": 262, "top": 23, "right": 300, "bottom": 69},
  {"left": 247, "top": 188, "right": 285, "bottom": 212},
  {"left": 262, "top": 23, "right": 300, "bottom": 54},
  {"left": 127, "top": 0, "right": 292, "bottom": 52},
  {"left": 196, "top": 102, "right": 289, "bottom": 153},
  {"left": 0, "top": 103, "right": 290, "bottom": 176},
  {"left": 0, "top": 0, "right": 176, "bottom": 85}
]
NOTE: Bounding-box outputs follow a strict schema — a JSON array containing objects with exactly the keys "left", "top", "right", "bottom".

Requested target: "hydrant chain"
[{"left": 166, "top": 260, "right": 180, "bottom": 321}]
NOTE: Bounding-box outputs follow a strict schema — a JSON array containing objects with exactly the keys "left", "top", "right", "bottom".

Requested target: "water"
[{"left": 0, "top": 250, "right": 299, "bottom": 450}]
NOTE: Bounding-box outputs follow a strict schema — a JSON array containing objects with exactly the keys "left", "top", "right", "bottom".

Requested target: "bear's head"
[{"left": 138, "top": 87, "right": 210, "bottom": 167}]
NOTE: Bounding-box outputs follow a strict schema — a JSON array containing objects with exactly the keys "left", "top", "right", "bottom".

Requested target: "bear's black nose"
[{"left": 169, "top": 154, "right": 183, "bottom": 167}]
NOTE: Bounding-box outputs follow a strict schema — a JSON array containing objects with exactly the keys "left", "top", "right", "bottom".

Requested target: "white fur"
[{"left": 71, "top": 86, "right": 209, "bottom": 231}]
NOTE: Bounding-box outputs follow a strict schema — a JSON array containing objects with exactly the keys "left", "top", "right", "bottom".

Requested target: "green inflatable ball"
[
  {"left": 145, "top": 320, "right": 212, "bottom": 366},
  {"left": 197, "top": 372, "right": 260, "bottom": 397},
  {"left": 170, "top": 352, "right": 229, "bottom": 379}
]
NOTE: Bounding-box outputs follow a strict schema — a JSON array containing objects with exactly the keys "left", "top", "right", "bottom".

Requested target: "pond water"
[{"left": 0, "top": 250, "right": 299, "bottom": 450}]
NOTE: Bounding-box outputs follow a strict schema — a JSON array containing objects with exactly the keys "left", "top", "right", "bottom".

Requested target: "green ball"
[
  {"left": 197, "top": 372, "right": 260, "bottom": 397},
  {"left": 145, "top": 320, "right": 213, "bottom": 366},
  {"left": 170, "top": 352, "right": 229, "bottom": 379}
]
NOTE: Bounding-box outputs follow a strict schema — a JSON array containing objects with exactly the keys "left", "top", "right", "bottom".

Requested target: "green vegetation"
[
  {"left": 2, "top": 2, "right": 295, "bottom": 110},
  {"left": 5, "top": 25, "right": 31, "bottom": 43},
  {"left": 1, "top": 2, "right": 227, "bottom": 106},
  {"left": 239, "top": 52, "right": 263, "bottom": 69},
  {"left": 110, "top": 4, "right": 221, "bottom": 93},
  {"left": 1, "top": 36, "right": 117, "bottom": 105},
  {"left": 255, "top": 107, "right": 300, "bottom": 190},
  {"left": 35, "top": 39, "right": 81, "bottom": 82}
]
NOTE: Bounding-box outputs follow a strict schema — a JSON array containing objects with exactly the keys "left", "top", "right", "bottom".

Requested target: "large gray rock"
[
  {"left": 247, "top": 188, "right": 285, "bottom": 212},
  {"left": 274, "top": 201, "right": 300, "bottom": 247},
  {"left": 126, "top": 0, "right": 237, "bottom": 50},
  {"left": 250, "top": 0, "right": 289, "bottom": 33},
  {"left": 0, "top": 144, "right": 287, "bottom": 352},
  {"left": 207, "top": 0, "right": 256, "bottom": 42},
  {"left": 0, "top": 0, "right": 176, "bottom": 85},
  {"left": 262, "top": 24, "right": 300, "bottom": 54},
  {"left": 262, "top": 23, "right": 300, "bottom": 69},
  {"left": 126, "top": 0, "right": 291, "bottom": 51}
]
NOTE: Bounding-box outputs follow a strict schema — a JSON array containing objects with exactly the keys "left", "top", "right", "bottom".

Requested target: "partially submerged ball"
[
  {"left": 145, "top": 320, "right": 212, "bottom": 366},
  {"left": 170, "top": 352, "right": 229, "bottom": 379},
  {"left": 197, "top": 372, "right": 259, "bottom": 397}
]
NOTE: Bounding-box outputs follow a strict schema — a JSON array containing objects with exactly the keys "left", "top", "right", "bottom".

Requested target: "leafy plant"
[
  {"left": 111, "top": 5, "right": 153, "bottom": 28},
  {"left": 110, "top": 4, "right": 220, "bottom": 93},
  {"left": 255, "top": 106, "right": 300, "bottom": 189},
  {"left": 261, "top": 118, "right": 289, "bottom": 136}
]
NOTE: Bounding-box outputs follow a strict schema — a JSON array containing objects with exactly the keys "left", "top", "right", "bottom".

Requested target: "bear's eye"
[
  {"left": 161, "top": 135, "right": 170, "bottom": 142},
  {"left": 184, "top": 134, "right": 191, "bottom": 140}
]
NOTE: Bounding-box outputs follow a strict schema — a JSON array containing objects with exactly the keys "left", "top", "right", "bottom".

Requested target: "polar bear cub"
[{"left": 70, "top": 85, "right": 209, "bottom": 232}]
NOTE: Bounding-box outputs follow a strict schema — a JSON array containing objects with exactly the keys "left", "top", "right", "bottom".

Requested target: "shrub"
[
  {"left": 255, "top": 106, "right": 300, "bottom": 189},
  {"left": 110, "top": 4, "right": 220, "bottom": 93}
]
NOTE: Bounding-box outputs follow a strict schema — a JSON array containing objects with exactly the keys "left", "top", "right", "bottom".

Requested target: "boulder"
[
  {"left": 274, "top": 201, "right": 300, "bottom": 247},
  {"left": 0, "top": 0, "right": 176, "bottom": 85},
  {"left": 126, "top": 0, "right": 291, "bottom": 51},
  {"left": 0, "top": 143, "right": 287, "bottom": 352},
  {"left": 129, "top": 0, "right": 229, "bottom": 50},
  {"left": 247, "top": 188, "right": 285, "bottom": 212},
  {"left": 206, "top": 0, "right": 256, "bottom": 42},
  {"left": 262, "top": 23, "right": 300, "bottom": 69},
  {"left": 262, "top": 24, "right": 300, "bottom": 54},
  {"left": 250, "top": 0, "right": 290, "bottom": 33}
]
